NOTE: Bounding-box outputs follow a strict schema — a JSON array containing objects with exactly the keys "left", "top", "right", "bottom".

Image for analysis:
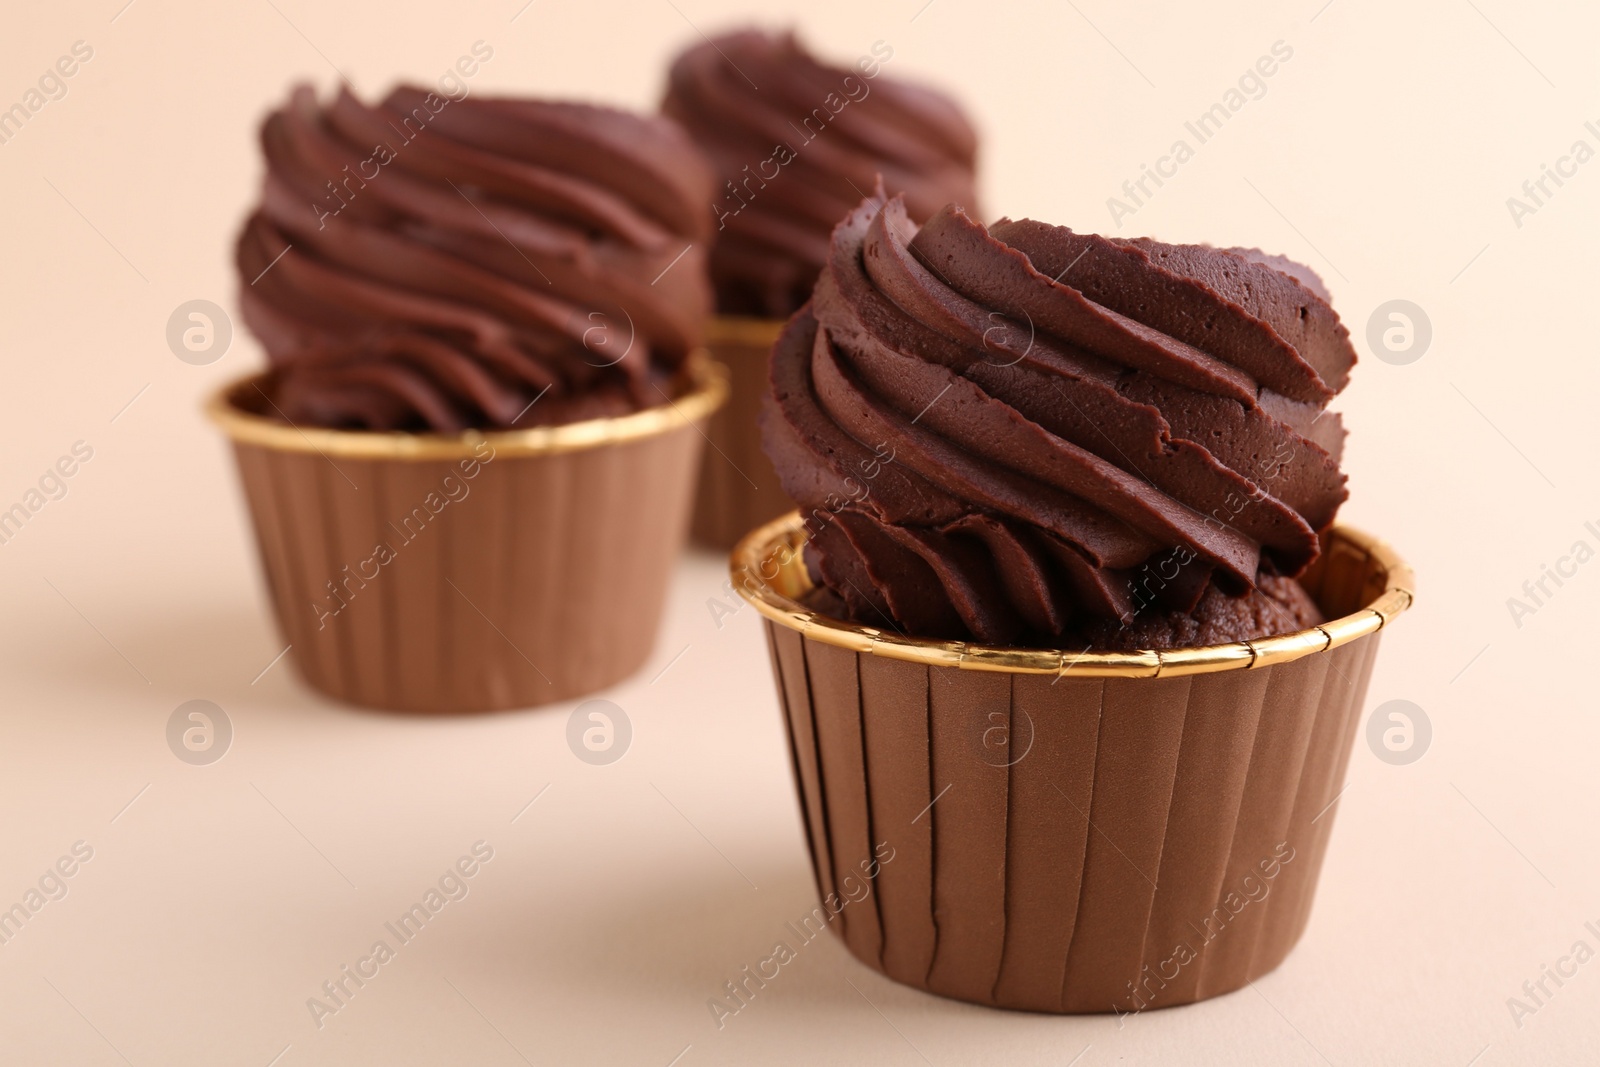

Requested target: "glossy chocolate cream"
[
  {"left": 237, "top": 84, "right": 715, "bottom": 432},
  {"left": 761, "top": 188, "right": 1357, "bottom": 650},
  {"left": 662, "top": 30, "right": 978, "bottom": 318}
]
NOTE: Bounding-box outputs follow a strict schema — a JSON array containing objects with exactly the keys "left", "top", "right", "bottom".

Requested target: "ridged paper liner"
[
  {"left": 734, "top": 514, "right": 1412, "bottom": 1012},
  {"left": 209, "top": 360, "right": 726, "bottom": 713},
  {"left": 690, "top": 316, "right": 795, "bottom": 549}
]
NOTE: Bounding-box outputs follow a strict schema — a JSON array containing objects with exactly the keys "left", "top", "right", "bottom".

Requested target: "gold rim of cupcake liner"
[
  {"left": 206, "top": 352, "right": 728, "bottom": 460},
  {"left": 706, "top": 314, "right": 788, "bottom": 348},
  {"left": 731, "top": 512, "right": 1414, "bottom": 678}
]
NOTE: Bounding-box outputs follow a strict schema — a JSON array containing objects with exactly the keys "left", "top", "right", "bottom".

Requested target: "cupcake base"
[
  {"left": 212, "top": 361, "right": 726, "bottom": 713},
  {"left": 690, "top": 316, "right": 794, "bottom": 549},
  {"left": 735, "top": 516, "right": 1412, "bottom": 1012}
]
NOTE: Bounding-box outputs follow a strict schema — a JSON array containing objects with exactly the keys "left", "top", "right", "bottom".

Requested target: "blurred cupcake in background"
[
  {"left": 211, "top": 83, "right": 724, "bottom": 712},
  {"left": 662, "top": 28, "right": 979, "bottom": 547}
]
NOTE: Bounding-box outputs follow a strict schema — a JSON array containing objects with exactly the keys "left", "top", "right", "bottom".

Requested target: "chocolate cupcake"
[
  {"left": 211, "top": 84, "right": 725, "bottom": 712},
  {"left": 732, "top": 188, "right": 1413, "bottom": 1011},
  {"left": 660, "top": 29, "right": 980, "bottom": 547}
]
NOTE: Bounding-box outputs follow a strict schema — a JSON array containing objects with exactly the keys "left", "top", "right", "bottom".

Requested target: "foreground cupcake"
[
  {"left": 732, "top": 189, "right": 1412, "bottom": 1012},
  {"left": 211, "top": 83, "right": 723, "bottom": 712},
  {"left": 661, "top": 29, "right": 979, "bottom": 547}
]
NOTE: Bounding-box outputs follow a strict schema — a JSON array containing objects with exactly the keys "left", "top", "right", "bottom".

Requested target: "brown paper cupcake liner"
[
  {"left": 689, "top": 316, "right": 795, "bottom": 549},
  {"left": 209, "top": 359, "right": 726, "bottom": 713},
  {"left": 733, "top": 514, "right": 1413, "bottom": 1012}
]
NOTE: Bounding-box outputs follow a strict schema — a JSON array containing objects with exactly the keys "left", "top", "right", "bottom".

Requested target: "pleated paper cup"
[
  {"left": 209, "top": 358, "right": 726, "bottom": 713},
  {"left": 731, "top": 513, "right": 1413, "bottom": 1013},
  {"left": 689, "top": 316, "right": 794, "bottom": 549}
]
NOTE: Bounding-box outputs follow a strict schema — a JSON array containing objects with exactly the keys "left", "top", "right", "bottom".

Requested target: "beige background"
[{"left": 1, "top": 0, "right": 1596, "bottom": 1063}]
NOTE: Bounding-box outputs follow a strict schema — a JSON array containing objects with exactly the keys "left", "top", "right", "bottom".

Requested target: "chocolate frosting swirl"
[
  {"left": 762, "top": 188, "right": 1356, "bottom": 646},
  {"left": 237, "top": 84, "right": 715, "bottom": 432},
  {"left": 661, "top": 30, "right": 978, "bottom": 318}
]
